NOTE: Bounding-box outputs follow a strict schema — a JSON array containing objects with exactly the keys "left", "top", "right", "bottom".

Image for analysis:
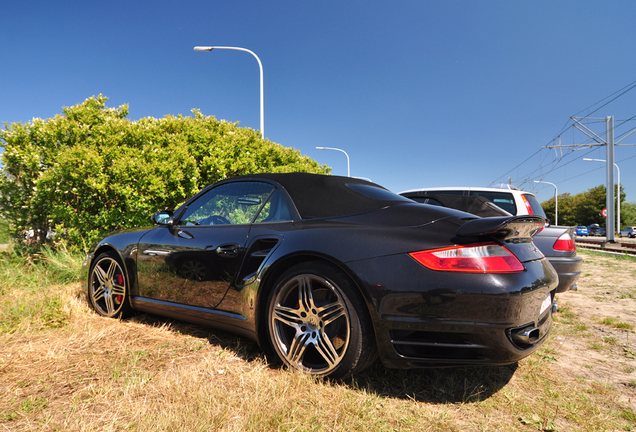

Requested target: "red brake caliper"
[{"left": 116, "top": 274, "right": 124, "bottom": 303}]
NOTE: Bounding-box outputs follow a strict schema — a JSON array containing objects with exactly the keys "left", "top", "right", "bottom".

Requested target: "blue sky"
[{"left": 2, "top": 1, "right": 636, "bottom": 205}]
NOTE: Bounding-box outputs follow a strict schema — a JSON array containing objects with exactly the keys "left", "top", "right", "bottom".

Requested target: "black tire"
[
  {"left": 266, "top": 262, "right": 377, "bottom": 379},
  {"left": 88, "top": 251, "right": 133, "bottom": 318}
]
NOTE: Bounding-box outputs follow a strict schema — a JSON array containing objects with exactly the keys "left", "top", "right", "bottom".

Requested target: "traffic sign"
[{"left": 602, "top": 208, "right": 607, "bottom": 218}]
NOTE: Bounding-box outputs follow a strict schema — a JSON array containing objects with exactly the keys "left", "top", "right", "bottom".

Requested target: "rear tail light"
[
  {"left": 409, "top": 243, "right": 524, "bottom": 273},
  {"left": 521, "top": 194, "right": 534, "bottom": 215},
  {"left": 553, "top": 233, "right": 576, "bottom": 251}
]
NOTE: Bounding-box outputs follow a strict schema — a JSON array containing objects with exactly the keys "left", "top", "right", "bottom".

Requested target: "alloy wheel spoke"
[
  {"left": 92, "top": 285, "right": 106, "bottom": 303},
  {"left": 317, "top": 301, "right": 346, "bottom": 327},
  {"left": 286, "top": 332, "right": 310, "bottom": 366},
  {"left": 111, "top": 283, "right": 126, "bottom": 297},
  {"left": 314, "top": 331, "right": 340, "bottom": 366},
  {"left": 94, "top": 265, "right": 107, "bottom": 285},
  {"left": 273, "top": 305, "right": 303, "bottom": 329},
  {"left": 297, "top": 276, "right": 313, "bottom": 312},
  {"left": 104, "top": 291, "right": 116, "bottom": 315},
  {"left": 106, "top": 260, "right": 118, "bottom": 281}
]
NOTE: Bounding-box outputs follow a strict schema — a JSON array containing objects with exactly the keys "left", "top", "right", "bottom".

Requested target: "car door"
[{"left": 136, "top": 181, "right": 275, "bottom": 308}]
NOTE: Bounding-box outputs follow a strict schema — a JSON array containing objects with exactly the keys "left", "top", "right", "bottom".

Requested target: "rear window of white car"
[
  {"left": 468, "top": 191, "right": 516, "bottom": 214},
  {"left": 522, "top": 193, "right": 547, "bottom": 218}
]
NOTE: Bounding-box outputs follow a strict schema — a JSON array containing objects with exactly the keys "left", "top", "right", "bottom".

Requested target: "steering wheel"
[{"left": 201, "top": 215, "right": 231, "bottom": 225}]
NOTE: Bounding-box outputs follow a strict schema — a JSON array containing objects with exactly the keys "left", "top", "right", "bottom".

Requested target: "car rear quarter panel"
[{"left": 347, "top": 253, "right": 555, "bottom": 367}]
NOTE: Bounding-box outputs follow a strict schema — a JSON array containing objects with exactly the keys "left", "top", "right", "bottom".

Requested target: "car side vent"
[
  {"left": 236, "top": 237, "right": 280, "bottom": 287},
  {"left": 390, "top": 330, "right": 485, "bottom": 361}
]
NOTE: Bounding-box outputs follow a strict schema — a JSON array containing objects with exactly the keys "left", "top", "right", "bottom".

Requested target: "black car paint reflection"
[{"left": 136, "top": 224, "right": 250, "bottom": 308}]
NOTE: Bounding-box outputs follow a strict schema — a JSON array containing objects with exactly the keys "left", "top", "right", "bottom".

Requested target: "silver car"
[{"left": 620, "top": 226, "right": 636, "bottom": 238}]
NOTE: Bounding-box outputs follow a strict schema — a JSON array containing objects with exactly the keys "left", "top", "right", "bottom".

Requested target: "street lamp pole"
[
  {"left": 315, "top": 147, "right": 350, "bottom": 177},
  {"left": 583, "top": 158, "right": 621, "bottom": 234},
  {"left": 533, "top": 180, "right": 558, "bottom": 226},
  {"left": 194, "top": 46, "right": 265, "bottom": 139}
]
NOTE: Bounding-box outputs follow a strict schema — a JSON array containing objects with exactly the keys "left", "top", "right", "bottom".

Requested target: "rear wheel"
[
  {"left": 88, "top": 252, "right": 132, "bottom": 318},
  {"left": 267, "top": 262, "right": 376, "bottom": 379}
]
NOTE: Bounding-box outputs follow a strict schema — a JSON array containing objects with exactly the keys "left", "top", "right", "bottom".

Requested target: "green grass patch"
[
  {"left": 578, "top": 249, "right": 636, "bottom": 262},
  {"left": 0, "top": 245, "right": 83, "bottom": 333},
  {"left": 0, "top": 244, "right": 83, "bottom": 291},
  {"left": 600, "top": 317, "right": 634, "bottom": 330}
]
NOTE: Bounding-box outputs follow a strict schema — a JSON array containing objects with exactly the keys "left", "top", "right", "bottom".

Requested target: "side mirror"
[{"left": 151, "top": 210, "right": 175, "bottom": 226}]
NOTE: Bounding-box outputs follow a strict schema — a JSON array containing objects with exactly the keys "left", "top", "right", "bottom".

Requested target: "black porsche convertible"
[{"left": 82, "top": 173, "right": 557, "bottom": 378}]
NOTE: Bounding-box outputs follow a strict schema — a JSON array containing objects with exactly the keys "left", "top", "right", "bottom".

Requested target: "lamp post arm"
[
  {"left": 316, "top": 147, "right": 350, "bottom": 177},
  {"left": 194, "top": 46, "right": 264, "bottom": 139}
]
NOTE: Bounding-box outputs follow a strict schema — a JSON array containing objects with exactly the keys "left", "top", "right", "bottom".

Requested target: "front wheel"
[
  {"left": 88, "top": 251, "right": 132, "bottom": 318},
  {"left": 266, "top": 262, "right": 376, "bottom": 379}
]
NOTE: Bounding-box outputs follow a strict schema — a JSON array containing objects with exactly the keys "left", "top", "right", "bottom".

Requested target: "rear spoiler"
[{"left": 455, "top": 216, "right": 545, "bottom": 241}]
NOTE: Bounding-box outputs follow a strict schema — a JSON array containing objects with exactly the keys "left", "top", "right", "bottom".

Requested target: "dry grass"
[{"left": 1, "top": 250, "right": 636, "bottom": 431}]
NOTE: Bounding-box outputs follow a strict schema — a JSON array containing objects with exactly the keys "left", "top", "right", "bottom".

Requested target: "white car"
[{"left": 399, "top": 185, "right": 546, "bottom": 218}]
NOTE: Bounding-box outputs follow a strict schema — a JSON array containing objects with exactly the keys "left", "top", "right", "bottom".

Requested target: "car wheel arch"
[
  {"left": 91, "top": 244, "right": 136, "bottom": 292},
  {"left": 254, "top": 253, "right": 376, "bottom": 356}
]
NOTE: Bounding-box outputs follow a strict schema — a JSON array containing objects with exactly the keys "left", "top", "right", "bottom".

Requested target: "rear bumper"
[
  {"left": 347, "top": 255, "right": 557, "bottom": 369},
  {"left": 383, "top": 304, "right": 553, "bottom": 368},
  {"left": 547, "top": 255, "right": 583, "bottom": 293}
]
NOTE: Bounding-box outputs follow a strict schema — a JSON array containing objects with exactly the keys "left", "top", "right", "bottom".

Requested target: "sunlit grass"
[
  {"left": 0, "top": 248, "right": 635, "bottom": 430},
  {"left": 599, "top": 317, "right": 634, "bottom": 330}
]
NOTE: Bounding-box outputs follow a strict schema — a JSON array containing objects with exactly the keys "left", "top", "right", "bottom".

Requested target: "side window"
[
  {"left": 469, "top": 191, "right": 517, "bottom": 215},
  {"left": 179, "top": 182, "right": 275, "bottom": 226},
  {"left": 254, "top": 189, "right": 292, "bottom": 223}
]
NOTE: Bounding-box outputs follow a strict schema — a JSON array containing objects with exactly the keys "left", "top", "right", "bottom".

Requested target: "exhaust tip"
[{"left": 510, "top": 326, "right": 540, "bottom": 346}]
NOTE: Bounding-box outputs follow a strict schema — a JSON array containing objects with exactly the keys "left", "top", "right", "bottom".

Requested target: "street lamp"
[
  {"left": 194, "top": 46, "right": 265, "bottom": 139},
  {"left": 534, "top": 180, "right": 558, "bottom": 226},
  {"left": 583, "top": 158, "right": 621, "bottom": 233},
  {"left": 316, "top": 147, "right": 350, "bottom": 177}
]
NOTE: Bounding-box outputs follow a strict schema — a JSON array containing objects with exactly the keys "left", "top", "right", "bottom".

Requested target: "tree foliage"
[
  {"left": 0, "top": 95, "right": 329, "bottom": 248},
  {"left": 540, "top": 184, "right": 634, "bottom": 228}
]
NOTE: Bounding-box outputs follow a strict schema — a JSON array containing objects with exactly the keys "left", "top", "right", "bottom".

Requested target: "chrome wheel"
[
  {"left": 89, "top": 253, "right": 128, "bottom": 317},
  {"left": 269, "top": 272, "right": 351, "bottom": 376}
]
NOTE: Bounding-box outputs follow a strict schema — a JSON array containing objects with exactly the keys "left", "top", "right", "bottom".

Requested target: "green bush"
[
  {"left": 0, "top": 218, "right": 9, "bottom": 244},
  {"left": 0, "top": 95, "right": 329, "bottom": 249}
]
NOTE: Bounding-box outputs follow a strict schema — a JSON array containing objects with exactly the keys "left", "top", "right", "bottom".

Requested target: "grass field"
[{"left": 1, "top": 248, "right": 635, "bottom": 431}]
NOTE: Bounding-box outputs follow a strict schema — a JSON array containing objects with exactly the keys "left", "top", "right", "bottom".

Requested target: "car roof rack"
[{"left": 489, "top": 183, "right": 521, "bottom": 191}]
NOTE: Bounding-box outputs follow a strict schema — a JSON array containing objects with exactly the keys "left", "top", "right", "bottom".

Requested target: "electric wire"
[{"left": 492, "top": 79, "right": 636, "bottom": 190}]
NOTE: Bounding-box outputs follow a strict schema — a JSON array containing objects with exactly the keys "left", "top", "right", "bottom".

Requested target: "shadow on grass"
[
  {"left": 348, "top": 360, "right": 517, "bottom": 403},
  {"left": 130, "top": 312, "right": 265, "bottom": 360},
  {"left": 129, "top": 312, "right": 516, "bottom": 404}
]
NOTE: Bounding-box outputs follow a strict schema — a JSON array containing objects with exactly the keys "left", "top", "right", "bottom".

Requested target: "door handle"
[
  {"left": 216, "top": 244, "right": 240, "bottom": 257},
  {"left": 177, "top": 229, "right": 194, "bottom": 239}
]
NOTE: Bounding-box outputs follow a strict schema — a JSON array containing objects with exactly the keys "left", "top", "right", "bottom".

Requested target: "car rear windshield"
[
  {"left": 468, "top": 191, "right": 517, "bottom": 215},
  {"left": 522, "top": 194, "right": 547, "bottom": 218}
]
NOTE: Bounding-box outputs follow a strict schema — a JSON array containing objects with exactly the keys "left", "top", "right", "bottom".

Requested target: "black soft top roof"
[{"left": 228, "top": 173, "right": 410, "bottom": 219}]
